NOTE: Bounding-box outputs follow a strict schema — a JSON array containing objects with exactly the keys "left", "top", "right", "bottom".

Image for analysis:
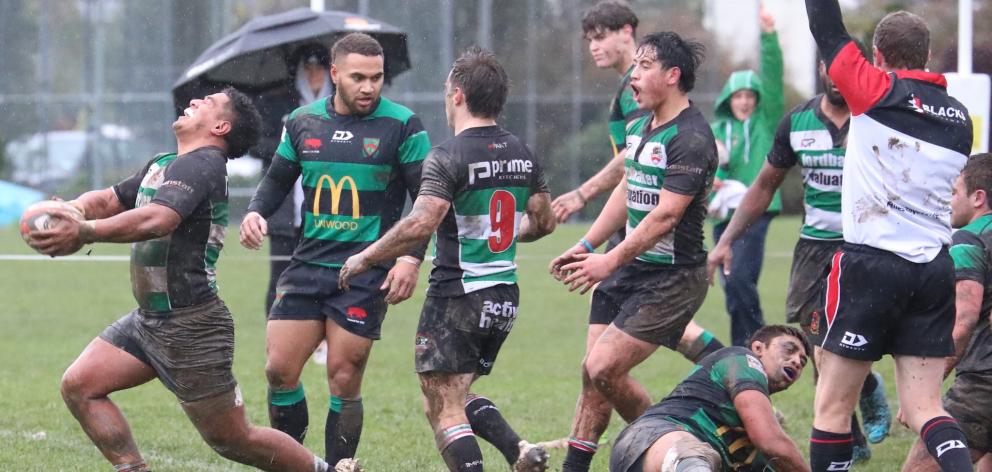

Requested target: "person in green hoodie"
[{"left": 710, "top": 4, "right": 784, "bottom": 346}]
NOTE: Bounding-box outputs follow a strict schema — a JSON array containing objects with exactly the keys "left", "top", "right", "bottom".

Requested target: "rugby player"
[
  {"left": 706, "top": 56, "right": 892, "bottom": 456},
  {"left": 553, "top": 1, "right": 724, "bottom": 367},
  {"left": 549, "top": 31, "right": 718, "bottom": 472},
  {"left": 239, "top": 33, "right": 431, "bottom": 467},
  {"left": 338, "top": 46, "right": 556, "bottom": 472},
  {"left": 27, "top": 89, "right": 331, "bottom": 471},
  {"left": 901, "top": 153, "right": 992, "bottom": 471},
  {"left": 803, "top": 1, "right": 974, "bottom": 470},
  {"left": 610, "top": 325, "right": 812, "bottom": 472}
]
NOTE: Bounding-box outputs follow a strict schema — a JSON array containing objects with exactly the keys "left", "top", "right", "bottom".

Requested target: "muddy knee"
[
  {"left": 264, "top": 361, "right": 300, "bottom": 390},
  {"left": 662, "top": 437, "right": 721, "bottom": 472}
]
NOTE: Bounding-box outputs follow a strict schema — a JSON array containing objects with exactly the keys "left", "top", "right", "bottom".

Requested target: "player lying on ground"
[
  {"left": 610, "top": 325, "right": 811, "bottom": 472},
  {"left": 902, "top": 154, "right": 992, "bottom": 471},
  {"left": 338, "top": 46, "right": 556, "bottom": 472},
  {"left": 26, "top": 88, "right": 331, "bottom": 472}
]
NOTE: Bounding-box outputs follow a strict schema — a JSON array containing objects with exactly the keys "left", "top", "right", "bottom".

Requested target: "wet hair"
[
  {"left": 220, "top": 87, "right": 262, "bottom": 159},
  {"left": 874, "top": 11, "right": 930, "bottom": 70},
  {"left": 962, "top": 153, "right": 992, "bottom": 206},
  {"left": 331, "top": 32, "right": 383, "bottom": 63},
  {"left": 637, "top": 32, "right": 705, "bottom": 93},
  {"left": 448, "top": 46, "right": 509, "bottom": 119},
  {"left": 581, "top": 1, "right": 638, "bottom": 38},
  {"left": 749, "top": 325, "right": 812, "bottom": 358}
]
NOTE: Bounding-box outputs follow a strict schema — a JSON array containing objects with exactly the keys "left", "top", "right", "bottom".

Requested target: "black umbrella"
[{"left": 172, "top": 7, "right": 410, "bottom": 112}]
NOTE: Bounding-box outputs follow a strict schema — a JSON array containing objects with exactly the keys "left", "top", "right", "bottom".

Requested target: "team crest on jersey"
[
  {"left": 363, "top": 138, "right": 380, "bottom": 157},
  {"left": 745, "top": 354, "right": 768, "bottom": 379},
  {"left": 809, "top": 311, "right": 820, "bottom": 335}
]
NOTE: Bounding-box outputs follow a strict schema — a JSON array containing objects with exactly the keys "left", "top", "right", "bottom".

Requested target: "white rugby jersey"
[{"left": 826, "top": 42, "right": 973, "bottom": 262}]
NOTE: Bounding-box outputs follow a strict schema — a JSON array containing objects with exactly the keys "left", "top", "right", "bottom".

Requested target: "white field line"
[
  {"left": 0, "top": 428, "right": 236, "bottom": 470},
  {"left": 0, "top": 251, "right": 795, "bottom": 262}
]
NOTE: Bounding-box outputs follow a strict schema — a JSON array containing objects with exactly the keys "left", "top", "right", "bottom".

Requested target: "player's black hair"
[
  {"left": 331, "top": 32, "right": 383, "bottom": 63},
  {"left": 220, "top": 87, "right": 262, "bottom": 159},
  {"left": 637, "top": 32, "right": 705, "bottom": 93},
  {"left": 581, "top": 1, "right": 638, "bottom": 38},
  {"left": 874, "top": 11, "right": 929, "bottom": 70},
  {"left": 962, "top": 153, "right": 992, "bottom": 206},
  {"left": 749, "top": 325, "right": 812, "bottom": 358},
  {"left": 448, "top": 46, "right": 509, "bottom": 120}
]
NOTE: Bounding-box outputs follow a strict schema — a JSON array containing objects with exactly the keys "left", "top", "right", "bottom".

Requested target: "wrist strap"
[
  {"left": 578, "top": 238, "right": 596, "bottom": 253},
  {"left": 575, "top": 188, "right": 587, "bottom": 204},
  {"left": 398, "top": 256, "right": 422, "bottom": 268}
]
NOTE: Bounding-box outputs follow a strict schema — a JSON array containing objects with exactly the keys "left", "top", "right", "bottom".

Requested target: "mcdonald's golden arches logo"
[{"left": 313, "top": 175, "right": 360, "bottom": 219}]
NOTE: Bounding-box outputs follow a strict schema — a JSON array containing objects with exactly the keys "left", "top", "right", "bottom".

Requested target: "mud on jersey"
[
  {"left": 644, "top": 347, "right": 775, "bottom": 470},
  {"left": 418, "top": 126, "right": 549, "bottom": 297},
  {"left": 808, "top": 2, "right": 973, "bottom": 262},
  {"left": 623, "top": 106, "right": 717, "bottom": 265},
  {"left": 248, "top": 96, "right": 430, "bottom": 267},
  {"left": 767, "top": 95, "right": 847, "bottom": 240},
  {"left": 609, "top": 65, "right": 650, "bottom": 154},
  {"left": 113, "top": 148, "right": 228, "bottom": 312},
  {"left": 952, "top": 214, "right": 992, "bottom": 374}
]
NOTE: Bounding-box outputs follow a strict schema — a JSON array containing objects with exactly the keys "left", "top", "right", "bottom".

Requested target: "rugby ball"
[{"left": 19, "top": 201, "right": 82, "bottom": 243}]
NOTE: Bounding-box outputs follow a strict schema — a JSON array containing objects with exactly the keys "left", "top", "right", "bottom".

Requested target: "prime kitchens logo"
[{"left": 468, "top": 159, "right": 533, "bottom": 184}]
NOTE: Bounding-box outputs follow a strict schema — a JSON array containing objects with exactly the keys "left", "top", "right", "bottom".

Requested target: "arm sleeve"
[
  {"left": 759, "top": 31, "right": 786, "bottom": 124},
  {"left": 766, "top": 114, "right": 798, "bottom": 169},
  {"left": 398, "top": 116, "right": 431, "bottom": 260},
  {"left": 418, "top": 148, "right": 460, "bottom": 202},
  {"left": 806, "top": 0, "right": 891, "bottom": 116},
  {"left": 951, "top": 230, "right": 988, "bottom": 284},
  {"left": 710, "top": 353, "right": 771, "bottom": 399},
  {"left": 151, "top": 156, "right": 219, "bottom": 219},
  {"left": 662, "top": 130, "right": 716, "bottom": 196},
  {"left": 247, "top": 124, "right": 302, "bottom": 217}
]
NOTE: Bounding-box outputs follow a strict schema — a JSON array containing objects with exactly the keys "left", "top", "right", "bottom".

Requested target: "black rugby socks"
[
  {"left": 921, "top": 416, "right": 973, "bottom": 471},
  {"left": 269, "top": 384, "right": 309, "bottom": 443},
  {"left": 464, "top": 394, "right": 522, "bottom": 465},
  {"left": 563, "top": 437, "right": 597, "bottom": 472},
  {"left": 325, "top": 396, "right": 363, "bottom": 465},
  {"left": 810, "top": 428, "right": 853, "bottom": 472},
  {"left": 437, "top": 424, "right": 484, "bottom": 471}
]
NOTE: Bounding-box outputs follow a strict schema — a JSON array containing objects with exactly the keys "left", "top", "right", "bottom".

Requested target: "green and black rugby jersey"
[
  {"left": 623, "top": 105, "right": 717, "bottom": 266},
  {"left": 418, "top": 125, "right": 549, "bottom": 297},
  {"left": 643, "top": 346, "right": 775, "bottom": 470},
  {"left": 113, "top": 147, "right": 229, "bottom": 313},
  {"left": 248, "top": 95, "right": 430, "bottom": 267},
  {"left": 951, "top": 214, "right": 992, "bottom": 374},
  {"left": 767, "top": 95, "right": 847, "bottom": 241},
  {"left": 608, "top": 65, "right": 650, "bottom": 155}
]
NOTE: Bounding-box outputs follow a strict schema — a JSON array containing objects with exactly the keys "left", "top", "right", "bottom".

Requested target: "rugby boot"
[
  {"left": 859, "top": 371, "right": 891, "bottom": 444},
  {"left": 513, "top": 440, "right": 550, "bottom": 472}
]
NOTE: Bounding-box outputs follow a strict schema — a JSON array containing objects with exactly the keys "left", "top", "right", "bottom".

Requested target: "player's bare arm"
[
  {"left": 734, "top": 389, "right": 812, "bottom": 472},
  {"left": 560, "top": 187, "right": 692, "bottom": 294},
  {"left": 707, "top": 163, "right": 789, "bottom": 281},
  {"left": 552, "top": 153, "right": 625, "bottom": 223},
  {"left": 29, "top": 204, "right": 181, "bottom": 256},
  {"left": 549, "top": 177, "right": 627, "bottom": 281},
  {"left": 518, "top": 192, "right": 555, "bottom": 242},
  {"left": 945, "top": 280, "right": 984, "bottom": 377},
  {"left": 67, "top": 188, "right": 128, "bottom": 220},
  {"left": 338, "top": 195, "right": 449, "bottom": 290}
]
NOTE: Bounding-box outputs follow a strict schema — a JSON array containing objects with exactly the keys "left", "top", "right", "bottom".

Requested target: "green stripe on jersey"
[
  {"left": 398, "top": 130, "right": 430, "bottom": 164},
  {"left": 463, "top": 270, "right": 517, "bottom": 285},
  {"left": 459, "top": 237, "right": 517, "bottom": 264},
  {"left": 801, "top": 226, "right": 843, "bottom": 240},
  {"left": 303, "top": 213, "right": 381, "bottom": 242},
  {"left": 804, "top": 186, "right": 841, "bottom": 211},
  {"left": 301, "top": 161, "right": 393, "bottom": 191}
]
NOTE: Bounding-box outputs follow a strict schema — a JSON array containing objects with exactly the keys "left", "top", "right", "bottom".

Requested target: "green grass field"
[{"left": 0, "top": 217, "right": 913, "bottom": 471}]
